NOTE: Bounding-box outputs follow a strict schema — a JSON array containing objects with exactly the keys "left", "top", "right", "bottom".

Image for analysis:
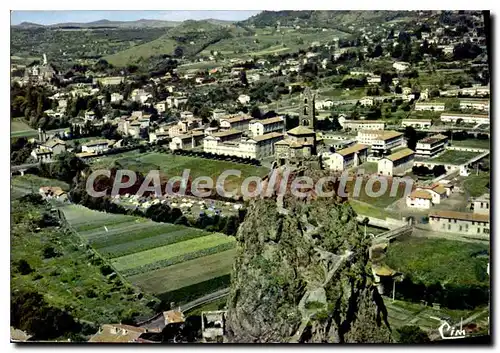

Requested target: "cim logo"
[{"left": 438, "top": 321, "right": 466, "bottom": 340}]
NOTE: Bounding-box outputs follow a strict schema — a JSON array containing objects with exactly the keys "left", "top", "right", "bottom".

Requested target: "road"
[{"left": 180, "top": 288, "right": 229, "bottom": 312}]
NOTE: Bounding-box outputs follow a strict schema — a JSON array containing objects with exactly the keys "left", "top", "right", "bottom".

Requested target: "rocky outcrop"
[{"left": 226, "top": 179, "right": 392, "bottom": 343}]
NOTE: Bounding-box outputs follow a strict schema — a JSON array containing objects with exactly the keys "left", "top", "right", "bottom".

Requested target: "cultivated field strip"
[
  {"left": 128, "top": 249, "right": 237, "bottom": 294},
  {"left": 61, "top": 204, "right": 238, "bottom": 301},
  {"left": 97, "top": 227, "right": 210, "bottom": 258},
  {"left": 111, "top": 233, "right": 235, "bottom": 271}
]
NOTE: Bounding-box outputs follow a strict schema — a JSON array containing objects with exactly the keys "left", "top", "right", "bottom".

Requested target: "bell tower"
[{"left": 299, "top": 87, "right": 315, "bottom": 130}]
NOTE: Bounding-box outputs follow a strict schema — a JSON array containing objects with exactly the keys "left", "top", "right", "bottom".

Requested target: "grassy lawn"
[
  {"left": 430, "top": 150, "right": 482, "bottom": 165},
  {"left": 349, "top": 199, "right": 397, "bottom": 220},
  {"left": 11, "top": 198, "right": 156, "bottom": 330},
  {"left": 128, "top": 248, "right": 236, "bottom": 294},
  {"left": 385, "top": 237, "right": 489, "bottom": 286},
  {"left": 91, "top": 151, "right": 270, "bottom": 192},
  {"left": 11, "top": 174, "right": 70, "bottom": 192},
  {"left": 346, "top": 177, "right": 410, "bottom": 208},
  {"left": 111, "top": 233, "right": 235, "bottom": 271},
  {"left": 462, "top": 172, "right": 490, "bottom": 198},
  {"left": 384, "top": 298, "right": 487, "bottom": 333},
  {"left": 11, "top": 118, "right": 37, "bottom": 138},
  {"left": 450, "top": 139, "right": 490, "bottom": 150}
]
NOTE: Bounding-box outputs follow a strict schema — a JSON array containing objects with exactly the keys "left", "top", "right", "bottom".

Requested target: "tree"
[
  {"left": 240, "top": 70, "right": 248, "bottom": 86},
  {"left": 404, "top": 126, "right": 417, "bottom": 150},
  {"left": 397, "top": 326, "right": 430, "bottom": 343},
  {"left": 250, "top": 106, "right": 262, "bottom": 120},
  {"left": 432, "top": 165, "right": 447, "bottom": 177},
  {"left": 174, "top": 47, "right": 184, "bottom": 58}
]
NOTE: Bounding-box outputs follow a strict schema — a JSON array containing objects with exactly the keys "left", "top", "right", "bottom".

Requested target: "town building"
[
  {"left": 429, "top": 210, "right": 489, "bottom": 235},
  {"left": 154, "top": 101, "right": 167, "bottom": 113},
  {"left": 249, "top": 116, "right": 285, "bottom": 136},
  {"left": 88, "top": 324, "right": 153, "bottom": 343},
  {"left": 415, "top": 134, "right": 448, "bottom": 158},
  {"left": 93, "top": 76, "right": 124, "bottom": 86},
  {"left": 338, "top": 118, "right": 385, "bottom": 131},
  {"left": 203, "top": 131, "right": 282, "bottom": 159},
  {"left": 440, "top": 113, "right": 489, "bottom": 125},
  {"left": 359, "top": 96, "right": 374, "bottom": 106},
  {"left": 166, "top": 95, "right": 188, "bottom": 108},
  {"left": 322, "top": 143, "right": 369, "bottom": 171},
  {"left": 406, "top": 189, "right": 433, "bottom": 209},
  {"left": 470, "top": 193, "right": 490, "bottom": 215},
  {"left": 81, "top": 139, "right": 112, "bottom": 154},
  {"left": 219, "top": 113, "right": 254, "bottom": 131},
  {"left": 275, "top": 88, "right": 318, "bottom": 166},
  {"left": 237, "top": 94, "right": 251, "bottom": 105},
  {"left": 357, "top": 130, "right": 404, "bottom": 154},
  {"left": 392, "top": 61, "right": 410, "bottom": 71},
  {"left": 414, "top": 102, "right": 446, "bottom": 111},
  {"left": 111, "top": 93, "right": 124, "bottom": 103},
  {"left": 212, "top": 109, "right": 227, "bottom": 120},
  {"left": 169, "top": 131, "right": 204, "bottom": 151},
  {"left": 460, "top": 99, "right": 489, "bottom": 112},
  {"left": 401, "top": 119, "right": 432, "bottom": 129},
  {"left": 377, "top": 148, "right": 415, "bottom": 176}
]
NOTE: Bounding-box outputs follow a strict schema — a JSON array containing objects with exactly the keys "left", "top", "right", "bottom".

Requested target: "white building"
[
  {"left": 338, "top": 118, "right": 385, "bottom": 131},
  {"left": 406, "top": 189, "right": 433, "bottom": 209},
  {"left": 359, "top": 96, "right": 374, "bottom": 106},
  {"left": 377, "top": 148, "right": 415, "bottom": 176},
  {"left": 429, "top": 210, "right": 489, "bottom": 235},
  {"left": 237, "top": 94, "right": 251, "bottom": 105},
  {"left": 401, "top": 119, "right": 432, "bottom": 129},
  {"left": 459, "top": 99, "right": 489, "bottom": 112},
  {"left": 249, "top": 116, "right": 285, "bottom": 136},
  {"left": 471, "top": 193, "right": 490, "bottom": 215},
  {"left": 440, "top": 113, "right": 489, "bottom": 125},
  {"left": 322, "top": 143, "right": 369, "bottom": 171},
  {"left": 392, "top": 61, "right": 410, "bottom": 71},
  {"left": 357, "top": 130, "right": 404, "bottom": 154},
  {"left": 315, "top": 100, "right": 335, "bottom": 110},
  {"left": 169, "top": 131, "right": 205, "bottom": 151},
  {"left": 414, "top": 102, "right": 446, "bottom": 111},
  {"left": 81, "top": 139, "right": 111, "bottom": 154},
  {"left": 212, "top": 109, "right": 227, "bottom": 120},
  {"left": 154, "top": 101, "right": 167, "bottom": 113},
  {"left": 415, "top": 134, "right": 448, "bottom": 158},
  {"left": 219, "top": 114, "right": 254, "bottom": 131},
  {"left": 203, "top": 132, "right": 283, "bottom": 160},
  {"left": 111, "top": 93, "right": 124, "bottom": 103}
]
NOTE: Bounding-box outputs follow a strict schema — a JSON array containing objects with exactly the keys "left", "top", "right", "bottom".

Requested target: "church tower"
[{"left": 299, "top": 87, "right": 315, "bottom": 130}]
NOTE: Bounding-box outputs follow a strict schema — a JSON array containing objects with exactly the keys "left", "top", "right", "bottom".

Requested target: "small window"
[
  {"left": 477, "top": 228, "right": 481, "bottom": 233},
  {"left": 459, "top": 226, "right": 463, "bottom": 231},
  {"left": 442, "top": 223, "right": 445, "bottom": 229},
  {"left": 484, "top": 228, "right": 490, "bottom": 234},
  {"left": 472, "top": 221, "right": 475, "bottom": 225}
]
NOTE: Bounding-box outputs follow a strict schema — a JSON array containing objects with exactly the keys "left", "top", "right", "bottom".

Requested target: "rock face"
[{"left": 226, "top": 191, "right": 393, "bottom": 343}]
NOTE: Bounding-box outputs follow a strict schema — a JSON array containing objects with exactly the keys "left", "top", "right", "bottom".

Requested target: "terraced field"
[{"left": 61, "top": 204, "right": 237, "bottom": 304}]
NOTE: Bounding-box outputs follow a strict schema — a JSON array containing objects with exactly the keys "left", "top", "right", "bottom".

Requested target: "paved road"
[{"left": 181, "top": 288, "right": 229, "bottom": 312}]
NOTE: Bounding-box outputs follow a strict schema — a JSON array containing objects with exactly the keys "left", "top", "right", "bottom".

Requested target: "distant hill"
[
  {"left": 103, "top": 19, "right": 239, "bottom": 66},
  {"left": 12, "top": 17, "right": 236, "bottom": 29},
  {"left": 241, "top": 10, "right": 419, "bottom": 30},
  {"left": 13, "top": 18, "right": 181, "bottom": 29}
]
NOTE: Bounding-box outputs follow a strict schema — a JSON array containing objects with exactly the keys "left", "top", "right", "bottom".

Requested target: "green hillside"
[{"left": 104, "top": 20, "right": 238, "bottom": 67}]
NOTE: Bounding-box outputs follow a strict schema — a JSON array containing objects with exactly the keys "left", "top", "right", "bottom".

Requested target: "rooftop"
[
  {"left": 252, "top": 116, "right": 284, "bottom": 125},
  {"left": 335, "top": 143, "right": 369, "bottom": 156},
  {"left": 430, "top": 210, "right": 489, "bottom": 223},
  {"left": 251, "top": 132, "right": 284, "bottom": 142},
  {"left": 212, "top": 129, "right": 242, "bottom": 138},
  {"left": 384, "top": 148, "right": 415, "bottom": 162},
  {"left": 287, "top": 125, "right": 316, "bottom": 136},
  {"left": 409, "top": 189, "right": 433, "bottom": 200},
  {"left": 418, "top": 134, "right": 448, "bottom": 145}
]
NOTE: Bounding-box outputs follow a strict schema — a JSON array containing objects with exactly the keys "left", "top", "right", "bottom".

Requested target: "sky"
[{"left": 11, "top": 10, "right": 262, "bottom": 25}]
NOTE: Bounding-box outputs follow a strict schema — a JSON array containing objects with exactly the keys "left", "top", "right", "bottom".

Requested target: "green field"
[
  {"left": 112, "top": 233, "right": 235, "bottom": 271},
  {"left": 349, "top": 199, "right": 397, "bottom": 220},
  {"left": 91, "top": 151, "right": 270, "bottom": 191},
  {"left": 11, "top": 198, "right": 156, "bottom": 332},
  {"left": 11, "top": 175, "right": 71, "bottom": 200},
  {"left": 385, "top": 237, "right": 489, "bottom": 286},
  {"left": 450, "top": 139, "right": 490, "bottom": 150},
  {"left": 11, "top": 118, "right": 36, "bottom": 137},
  {"left": 62, "top": 204, "right": 237, "bottom": 304},
  {"left": 104, "top": 35, "right": 177, "bottom": 67},
  {"left": 128, "top": 248, "right": 236, "bottom": 294},
  {"left": 430, "top": 150, "right": 483, "bottom": 165}
]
